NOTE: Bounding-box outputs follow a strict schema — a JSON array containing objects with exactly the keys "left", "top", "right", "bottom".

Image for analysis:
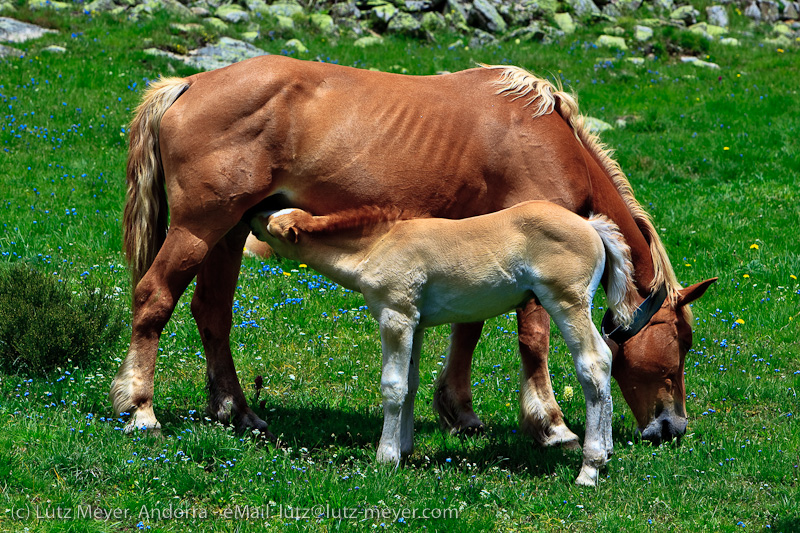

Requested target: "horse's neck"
[
  {"left": 290, "top": 229, "right": 386, "bottom": 291},
  {"left": 586, "top": 159, "right": 656, "bottom": 301}
]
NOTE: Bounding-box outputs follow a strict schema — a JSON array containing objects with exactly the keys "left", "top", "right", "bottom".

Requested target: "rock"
[
  {"left": 524, "top": 0, "right": 560, "bottom": 17},
  {"left": 773, "top": 22, "right": 792, "bottom": 35},
  {"left": 583, "top": 116, "right": 613, "bottom": 133},
  {"left": 274, "top": 15, "right": 295, "bottom": 30},
  {"left": 0, "top": 16, "right": 57, "bottom": 43},
  {"left": 506, "top": 21, "right": 547, "bottom": 41},
  {"left": 85, "top": 0, "right": 118, "bottom": 12},
  {"left": 705, "top": 5, "right": 729, "bottom": 27},
  {"left": 0, "top": 43, "right": 20, "bottom": 56},
  {"left": 447, "top": 38, "right": 465, "bottom": 48},
  {"left": 670, "top": 5, "right": 700, "bottom": 25},
  {"left": 445, "top": 0, "right": 469, "bottom": 24},
  {"left": 553, "top": 12, "right": 576, "bottom": 34},
  {"left": 764, "top": 33, "right": 792, "bottom": 46},
  {"left": 720, "top": 37, "right": 740, "bottom": 45},
  {"left": 421, "top": 11, "right": 446, "bottom": 32},
  {"left": 680, "top": 55, "right": 720, "bottom": 68},
  {"left": 469, "top": 28, "right": 499, "bottom": 47},
  {"left": 0, "top": 2, "right": 16, "bottom": 14},
  {"left": 137, "top": 0, "right": 193, "bottom": 18},
  {"left": 404, "top": 0, "right": 433, "bottom": 12},
  {"left": 653, "top": 0, "right": 674, "bottom": 12},
  {"left": 596, "top": 34, "right": 628, "bottom": 49},
  {"left": 310, "top": 13, "right": 335, "bottom": 33},
  {"left": 387, "top": 11, "right": 421, "bottom": 34},
  {"left": 265, "top": 1, "right": 303, "bottom": 18},
  {"left": 625, "top": 56, "right": 645, "bottom": 65},
  {"left": 354, "top": 35, "right": 384, "bottom": 47},
  {"left": 245, "top": 0, "right": 270, "bottom": 13},
  {"left": 284, "top": 38, "right": 308, "bottom": 53},
  {"left": 203, "top": 17, "right": 229, "bottom": 32},
  {"left": 241, "top": 31, "right": 259, "bottom": 41},
  {"left": 566, "top": 0, "right": 600, "bottom": 16},
  {"left": 185, "top": 37, "right": 269, "bottom": 71},
  {"left": 28, "top": 0, "right": 70, "bottom": 9},
  {"left": 371, "top": 3, "right": 397, "bottom": 24},
  {"left": 744, "top": 1, "right": 762, "bottom": 20},
  {"left": 759, "top": 0, "right": 780, "bottom": 22},
  {"left": 191, "top": 6, "right": 211, "bottom": 17},
  {"left": 688, "top": 22, "right": 727, "bottom": 38},
  {"left": 330, "top": 2, "right": 361, "bottom": 19},
  {"left": 634, "top": 25, "right": 653, "bottom": 41},
  {"left": 780, "top": 1, "right": 799, "bottom": 19},
  {"left": 470, "top": 0, "right": 507, "bottom": 33},
  {"left": 42, "top": 44, "right": 65, "bottom": 52},
  {"left": 602, "top": 0, "right": 642, "bottom": 18},
  {"left": 216, "top": 5, "right": 250, "bottom": 23}
]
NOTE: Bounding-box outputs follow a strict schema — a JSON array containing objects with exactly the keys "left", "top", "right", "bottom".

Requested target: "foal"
[{"left": 249, "top": 200, "right": 637, "bottom": 486}]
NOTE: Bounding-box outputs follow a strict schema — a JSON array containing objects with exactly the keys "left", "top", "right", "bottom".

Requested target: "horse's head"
[{"left": 607, "top": 278, "right": 716, "bottom": 445}]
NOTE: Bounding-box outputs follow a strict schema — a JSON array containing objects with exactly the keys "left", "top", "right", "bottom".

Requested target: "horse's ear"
[{"left": 677, "top": 278, "right": 717, "bottom": 308}]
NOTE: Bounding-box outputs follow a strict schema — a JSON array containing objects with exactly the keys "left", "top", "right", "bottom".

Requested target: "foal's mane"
[
  {"left": 291, "top": 205, "right": 409, "bottom": 235},
  {"left": 483, "top": 64, "right": 682, "bottom": 305}
]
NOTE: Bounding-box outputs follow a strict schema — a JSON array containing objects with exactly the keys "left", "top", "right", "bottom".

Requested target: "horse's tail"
[
  {"left": 588, "top": 215, "right": 638, "bottom": 329},
  {"left": 123, "top": 77, "right": 190, "bottom": 287}
]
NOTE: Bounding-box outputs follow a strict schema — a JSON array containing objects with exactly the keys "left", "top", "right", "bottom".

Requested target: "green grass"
[{"left": 1, "top": 4, "right": 798, "bottom": 532}]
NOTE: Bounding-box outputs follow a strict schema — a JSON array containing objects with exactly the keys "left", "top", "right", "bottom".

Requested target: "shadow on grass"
[{"left": 151, "top": 399, "right": 652, "bottom": 479}]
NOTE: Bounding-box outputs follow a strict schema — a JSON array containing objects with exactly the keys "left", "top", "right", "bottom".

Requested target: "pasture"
[{"left": 1, "top": 6, "right": 798, "bottom": 532}]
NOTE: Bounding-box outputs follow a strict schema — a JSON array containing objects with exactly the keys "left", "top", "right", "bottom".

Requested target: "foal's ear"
[
  {"left": 285, "top": 226, "right": 299, "bottom": 244},
  {"left": 677, "top": 278, "right": 717, "bottom": 307}
]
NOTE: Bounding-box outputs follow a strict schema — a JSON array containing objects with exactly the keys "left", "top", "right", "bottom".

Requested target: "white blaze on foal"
[{"left": 250, "top": 201, "right": 637, "bottom": 486}]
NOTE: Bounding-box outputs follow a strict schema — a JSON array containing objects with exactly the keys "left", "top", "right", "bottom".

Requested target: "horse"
[
  {"left": 248, "top": 202, "right": 638, "bottom": 485},
  {"left": 111, "top": 55, "right": 715, "bottom": 448}
]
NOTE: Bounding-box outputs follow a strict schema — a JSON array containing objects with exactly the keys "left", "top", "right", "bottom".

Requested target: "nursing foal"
[{"left": 250, "top": 200, "right": 637, "bottom": 486}]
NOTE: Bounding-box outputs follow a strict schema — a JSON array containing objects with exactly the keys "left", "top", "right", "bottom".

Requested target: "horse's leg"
[
  {"left": 433, "top": 322, "right": 485, "bottom": 435},
  {"left": 110, "top": 226, "right": 212, "bottom": 433},
  {"left": 400, "top": 329, "right": 423, "bottom": 457},
  {"left": 190, "top": 222, "right": 273, "bottom": 438},
  {"left": 376, "top": 309, "right": 416, "bottom": 465},
  {"left": 517, "top": 301, "right": 580, "bottom": 449},
  {"left": 550, "top": 304, "right": 613, "bottom": 486}
]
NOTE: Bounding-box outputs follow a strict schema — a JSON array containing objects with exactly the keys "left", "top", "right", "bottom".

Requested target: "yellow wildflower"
[
  {"left": 735, "top": 319, "right": 745, "bottom": 325},
  {"left": 563, "top": 386, "right": 574, "bottom": 401},
  {"left": 750, "top": 243, "right": 759, "bottom": 250}
]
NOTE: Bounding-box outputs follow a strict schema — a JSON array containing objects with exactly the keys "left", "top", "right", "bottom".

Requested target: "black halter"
[{"left": 601, "top": 286, "right": 668, "bottom": 346}]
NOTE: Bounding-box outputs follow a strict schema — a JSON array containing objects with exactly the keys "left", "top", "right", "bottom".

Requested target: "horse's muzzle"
[{"left": 639, "top": 410, "right": 688, "bottom": 445}]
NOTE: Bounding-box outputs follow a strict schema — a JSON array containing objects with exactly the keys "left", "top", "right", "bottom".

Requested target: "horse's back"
[{"left": 159, "top": 56, "right": 593, "bottom": 219}]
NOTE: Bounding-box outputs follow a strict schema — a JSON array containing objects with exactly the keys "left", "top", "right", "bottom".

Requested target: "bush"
[{"left": 0, "top": 264, "right": 124, "bottom": 377}]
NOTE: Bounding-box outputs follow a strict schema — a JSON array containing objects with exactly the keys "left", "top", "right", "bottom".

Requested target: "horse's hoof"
[{"left": 450, "top": 420, "right": 485, "bottom": 437}]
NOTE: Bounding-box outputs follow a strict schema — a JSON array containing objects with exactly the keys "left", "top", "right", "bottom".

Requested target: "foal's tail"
[
  {"left": 123, "top": 77, "right": 190, "bottom": 287},
  {"left": 588, "top": 215, "right": 638, "bottom": 329}
]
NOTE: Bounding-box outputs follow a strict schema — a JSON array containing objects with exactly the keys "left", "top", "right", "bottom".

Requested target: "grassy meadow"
[{"left": 1, "top": 4, "right": 798, "bottom": 532}]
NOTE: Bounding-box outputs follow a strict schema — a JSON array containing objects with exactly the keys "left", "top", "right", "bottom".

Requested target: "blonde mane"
[{"left": 483, "top": 64, "right": 682, "bottom": 305}]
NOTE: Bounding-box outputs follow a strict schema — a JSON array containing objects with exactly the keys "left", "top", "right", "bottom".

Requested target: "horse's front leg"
[
  {"left": 110, "top": 227, "right": 210, "bottom": 433},
  {"left": 433, "top": 322, "right": 485, "bottom": 435},
  {"left": 376, "top": 309, "right": 417, "bottom": 465},
  {"left": 400, "top": 330, "right": 423, "bottom": 457},
  {"left": 553, "top": 307, "right": 614, "bottom": 486},
  {"left": 191, "top": 223, "right": 273, "bottom": 438},
  {"left": 517, "top": 300, "right": 580, "bottom": 449}
]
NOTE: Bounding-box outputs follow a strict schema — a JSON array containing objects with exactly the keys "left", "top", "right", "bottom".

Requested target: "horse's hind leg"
[
  {"left": 110, "top": 226, "right": 211, "bottom": 433},
  {"left": 191, "top": 223, "right": 273, "bottom": 438},
  {"left": 517, "top": 301, "right": 580, "bottom": 449},
  {"left": 433, "top": 322, "right": 485, "bottom": 435}
]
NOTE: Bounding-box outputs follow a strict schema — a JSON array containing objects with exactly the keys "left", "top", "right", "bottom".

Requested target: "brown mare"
[{"left": 112, "top": 55, "right": 715, "bottom": 447}]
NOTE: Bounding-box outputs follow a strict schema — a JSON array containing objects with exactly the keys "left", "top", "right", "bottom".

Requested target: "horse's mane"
[
  {"left": 483, "top": 64, "right": 683, "bottom": 306},
  {"left": 291, "top": 205, "right": 409, "bottom": 235}
]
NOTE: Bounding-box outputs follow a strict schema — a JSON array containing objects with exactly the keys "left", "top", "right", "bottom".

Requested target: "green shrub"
[{"left": 0, "top": 264, "right": 124, "bottom": 377}]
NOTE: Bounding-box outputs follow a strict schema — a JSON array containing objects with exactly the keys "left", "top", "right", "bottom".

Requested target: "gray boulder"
[
  {"left": 780, "top": 0, "right": 799, "bottom": 18},
  {"left": 387, "top": 11, "right": 422, "bottom": 34},
  {"left": 264, "top": 1, "right": 303, "bottom": 18},
  {"left": 0, "top": 16, "right": 57, "bottom": 43},
  {"left": 0, "top": 43, "right": 21, "bottom": 56},
  {"left": 566, "top": 0, "right": 600, "bottom": 16},
  {"left": 469, "top": 0, "right": 507, "bottom": 33},
  {"left": 469, "top": 28, "right": 499, "bottom": 47},
  {"left": 186, "top": 37, "right": 269, "bottom": 71},
  {"left": 744, "top": 1, "right": 762, "bottom": 20},
  {"left": 705, "top": 5, "right": 729, "bottom": 27},
  {"left": 670, "top": 5, "right": 700, "bottom": 25},
  {"left": 759, "top": 0, "right": 780, "bottom": 22},
  {"left": 329, "top": 2, "right": 361, "bottom": 19}
]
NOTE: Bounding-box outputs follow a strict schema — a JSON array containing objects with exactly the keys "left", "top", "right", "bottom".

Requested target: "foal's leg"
[
  {"left": 433, "top": 322, "right": 485, "bottom": 435},
  {"left": 376, "top": 309, "right": 416, "bottom": 465},
  {"left": 400, "top": 330, "right": 423, "bottom": 457},
  {"left": 110, "top": 226, "right": 211, "bottom": 433},
  {"left": 517, "top": 301, "right": 580, "bottom": 449},
  {"left": 190, "top": 223, "right": 273, "bottom": 437},
  {"left": 549, "top": 304, "right": 613, "bottom": 486}
]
